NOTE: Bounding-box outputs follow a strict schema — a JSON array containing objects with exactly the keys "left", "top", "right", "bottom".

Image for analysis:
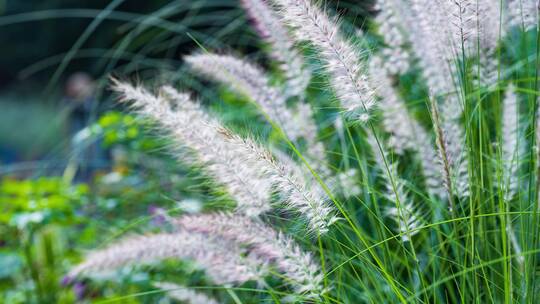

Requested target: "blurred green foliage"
[
  {"left": 0, "top": 177, "right": 88, "bottom": 303},
  {"left": 0, "top": 177, "right": 88, "bottom": 225},
  {"left": 97, "top": 111, "right": 159, "bottom": 150},
  {"left": 0, "top": 111, "right": 172, "bottom": 302}
]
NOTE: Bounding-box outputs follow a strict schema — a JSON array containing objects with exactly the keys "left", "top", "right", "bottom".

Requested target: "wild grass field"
[{"left": 1, "top": 0, "right": 540, "bottom": 303}]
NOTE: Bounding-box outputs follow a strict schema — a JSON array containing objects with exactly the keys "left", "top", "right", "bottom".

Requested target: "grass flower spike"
[
  {"left": 67, "top": 232, "right": 266, "bottom": 285},
  {"left": 272, "top": 0, "right": 377, "bottom": 120},
  {"left": 507, "top": 0, "right": 539, "bottom": 31},
  {"left": 113, "top": 80, "right": 274, "bottom": 216},
  {"left": 240, "top": 0, "right": 311, "bottom": 99},
  {"left": 114, "top": 80, "right": 336, "bottom": 233},
  {"left": 374, "top": 0, "right": 411, "bottom": 74},
  {"left": 184, "top": 54, "right": 298, "bottom": 139},
  {"left": 174, "top": 212, "right": 325, "bottom": 298},
  {"left": 368, "top": 134, "right": 422, "bottom": 240},
  {"left": 502, "top": 84, "right": 521, "bottom": 200}
]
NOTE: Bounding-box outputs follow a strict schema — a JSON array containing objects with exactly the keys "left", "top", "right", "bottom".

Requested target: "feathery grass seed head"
[{"left": 272, "top": 0, "right": 377, "bottom": 120}]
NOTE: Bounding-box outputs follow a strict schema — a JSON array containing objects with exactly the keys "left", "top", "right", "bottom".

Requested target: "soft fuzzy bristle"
[
  {"left": 174, "top": 212, "right": 326, "bottom": 298},
  {"left": 507, "top": 0, "right": 539, "bottom": 32},
  {"left": 114, "top": 81, "right": 335, "bottom": 233},
  {"left": 113, "top": 81, "right": 274, "bottom": 217},
  {"left": 240, "top": 0, "right": 311, "bottom": 99},
  {"left": 502, "top": 84, "right": 521, "bottom": 200},
  {"left": 67, "top": 232, "right": 267, "bottom": 285},
  {"left": 368, "top": 133, "right": 422, "bottom": 241},
  {"left": 272, "top": 0, "right": 377, "bottom": 119}
]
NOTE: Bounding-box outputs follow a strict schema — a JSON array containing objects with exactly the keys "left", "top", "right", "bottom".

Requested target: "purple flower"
[
  {"left": 61, "top": 275, "right": 74, "bottom": 287},
  {"left": 73, "top": 282, "right": 86, "bottom": 300},
  {"left": 148, "top": 205, "right": 168, "bottom": 226}
]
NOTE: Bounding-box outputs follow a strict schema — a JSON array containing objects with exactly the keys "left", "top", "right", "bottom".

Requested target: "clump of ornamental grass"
[{"left": 67, "top": 0, "right": 540, "bottom": 302}]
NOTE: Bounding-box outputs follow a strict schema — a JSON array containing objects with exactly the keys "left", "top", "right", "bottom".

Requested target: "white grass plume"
[
  {"left": 501, "top": 84, "right": 525, "bottom": 266},
  {"left": 271, "top": 148, "right": 308, "bottom": 183},
  {"left": 238, "top": 138, "right": 338, "bottom": 233},
  {"left": 164, "top": 87, "right": 335, "bottom": 232},
  {"left": 479, "top": 0, "right": 505, "bottom": 43},
  {"left": 184, "top": 53, "right": 301, "bottom": 139},
  {"left": 475, "top": 1, "right": 504, "bottom": 88},
  {"left": 233, "top": 11, "right": 331, "bottom": 177},
  {"left": 435, "top": 0, "right": 495, "bottom": 63},
  {"left": 112, "top": 80, "right": 273, "bottom": 217},
  {"left": 273, "top": 0, "right": 466, "bottom": 203},
  {"left": 272, "top": 147, "right": 347, "bottom": 201},
  {"left": 376, "top": 0, "right": 503, "bottom": 91},
  {"left": 368, "top": 134, "right": 406, "bottom": 204},
  {"left": 507, "top": 0, "right": 539, "bottom": 32},
  {"left": 370, "top": 0, "right": 458, "bottom": 198},
  {"left": 174, "top": 212, "right": 326, "bottom": 299},
  {"left": 67, "top": 232, "right": 266, "bottom": 285},
  {"left": 290, "top": 102, "right": 332, "bottom": 177},
  {"left": 415, "top": 125, "right": 447, "bottom": 199},
  {"left": 368, "top": 134, "right": 422, "bottom": 241},
  {"left": 373, "top": 74, "right": 444, "bottom": 199},
  {"left": 185, "top": 53, "right": 330, "bottom": 177},
  {"left": 271, "top": 0, "right": 376, "bottom": 120},
  {"left": 440, "top": 97, "right": 470, "bottom": 200},
  {"left": 374, "top": 0, "right": 411, "bottom": 74},
  {"left": 369, "top": 56, "right": 445, "bottom": 198},
  {"left": 240, "top": 0, "right": 311, "bottom": 99},
  {"left": 407, "top": 0, "right": 456, "bottom": 96},
  {"left": 153, "top": 282, "right": 220, "bottom": 304},
  {"left": 444, "top": 0, "right": 478, "bottom": 53},
  {"left": 502, "top": 84, "right": 521, "bottom": 200},
  {"left": 406, "top": 0, "right": 472, "bottom": 199},
  {"left": 369, "top": 56, "right": 416, "bottom": 154},
  {"left": 385, "top": 205, "right": 422, "bottom": 242},
  {"left": 275, "top": 168, "right": 337, "bottom": 234},
  {"left": 114, "top": 80, "right": 336, "bottom": 233}
]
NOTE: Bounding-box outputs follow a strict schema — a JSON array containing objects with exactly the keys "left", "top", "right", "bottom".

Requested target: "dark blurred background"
[{"left": 0, "top": 0, "right": 251, "bottom": 167}]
